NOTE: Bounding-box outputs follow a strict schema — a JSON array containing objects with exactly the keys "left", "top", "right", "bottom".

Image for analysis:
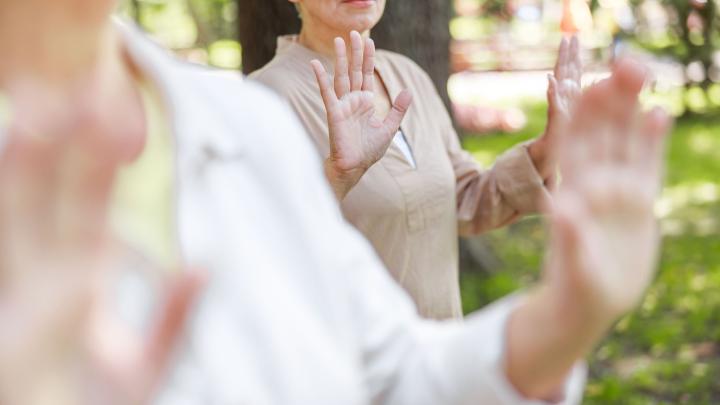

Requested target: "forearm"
[
  {"left": 504, "top": 285, "right": 613, "bottom": 400},
  {"left": 527, "top": 136, "right": 555, "bottom": 182},
  {"left": 458, "top": 143, "right": 550, "bottom": 235}
]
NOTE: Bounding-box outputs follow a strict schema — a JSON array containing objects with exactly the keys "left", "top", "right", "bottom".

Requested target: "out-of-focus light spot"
[
  {"left": 687, "top": 61, "right": 706, "bottom": 83},
  {"left": 657, "top": 182, "right": 720, "bottom": 216},
  {"left": 708, "top": 84, "right": 720, "bottom": 105},
  {"left": 471, "top": 151, "right": 497, "bottom": 167},
  {"left": 685, "top": 86, "right": 708, "bottom": 110},
  {"left": 692, "top": 363, "right": 709, "bottom": 377},
  {"left": 690, "top": 274, "right": 708, "bottom": 292},
  {"left": 209, "top": 40, "right": 242, "bottom": 70},
  {"left": 688, "top": 131, "right": 717, "bottom": 154}
]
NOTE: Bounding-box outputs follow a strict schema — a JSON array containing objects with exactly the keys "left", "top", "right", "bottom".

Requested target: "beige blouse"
[{"left": 250, "top": 36, "right": 550, "bottom": 320}]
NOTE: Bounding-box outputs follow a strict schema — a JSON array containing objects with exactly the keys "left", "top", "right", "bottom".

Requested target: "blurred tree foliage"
[
  {"left": 120, "top": 0, "right": 241, "bottom": 68},
  {"left": 633, "top": 0, "right": 718, "bottom": 91},
  {"left": 126, "top": 0, "right": 237, "bottom": 47}
]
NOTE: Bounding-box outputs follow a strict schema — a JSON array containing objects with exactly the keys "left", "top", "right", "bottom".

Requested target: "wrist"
[
  {"left": 323, "top": 158, "right": 363, "bottom": 201},
  {"left": 528, "top": 137, "right": 552, "bottom": 180}
]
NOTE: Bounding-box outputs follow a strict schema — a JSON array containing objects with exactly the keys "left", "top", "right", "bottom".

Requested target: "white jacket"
[{"left": 114, "top": 21, "right": 584, "bottom": 405}]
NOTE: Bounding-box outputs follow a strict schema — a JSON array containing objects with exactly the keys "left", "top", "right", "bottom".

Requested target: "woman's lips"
[{"left": 341, "top": 0, "right": 376, "bottom": 8}]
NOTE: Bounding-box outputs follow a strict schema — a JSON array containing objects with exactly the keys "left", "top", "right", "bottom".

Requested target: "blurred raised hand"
[
  {"left": 311, "top": 31, "right": 413, "bottom": 200},
  {"left": 547, "top": 59, "right": 671, "bottom": 322},
  {"left": 506, "top": 60, "right": 672, "bottom": 400},
  {"left": 0, "top": 79, "right": 204, "bottom": 405}
]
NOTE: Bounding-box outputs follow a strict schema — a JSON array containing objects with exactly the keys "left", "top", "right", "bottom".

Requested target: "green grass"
[{"left": 460, "top": 103, "right": 720, "bottom": 404}]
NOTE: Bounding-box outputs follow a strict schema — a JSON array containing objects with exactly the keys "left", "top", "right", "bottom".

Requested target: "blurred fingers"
[
  {"left": 555, "top": 37, "right": 569, "bottom": 78},
  {"left": 144, "top": 270, "right": 207, "bottom": 380},
  {"left": 570, "top": 35, "right": 582, "bottom": 83},
  {"left": 612, "top": 58, "right": 648, "bottom": 97}
]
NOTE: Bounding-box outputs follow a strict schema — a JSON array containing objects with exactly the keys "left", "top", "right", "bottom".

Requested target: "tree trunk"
[
  {"left": 372, "top": 0, "right": 454, "bottom": 113},
  {"left": 130, "top": 0, "right": 142, "bottom": 22},
  {"left": 236, "top": 0, "right": 300, "bottom": 75}
]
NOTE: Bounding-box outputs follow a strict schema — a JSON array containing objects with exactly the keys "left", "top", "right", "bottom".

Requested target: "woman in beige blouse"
[{"left": 250, "top": 0, "right": 582, "bottom": 320}]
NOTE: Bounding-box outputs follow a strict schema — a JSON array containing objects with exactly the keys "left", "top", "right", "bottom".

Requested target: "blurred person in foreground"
[
  {"left": 251, "top": 0, "right": 583, "bottom": 320},
  {"left": 0, "top": 1, "right": 671, "bottom": 404}
]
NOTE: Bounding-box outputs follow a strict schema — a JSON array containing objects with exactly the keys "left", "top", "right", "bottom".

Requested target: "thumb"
[
  {"left": 85, "top": 269, "right": 207, "bottom": 405},
  {"left": 382, "top": 89, "right": 413, "bottom": 134},
  {"left": 144, "top": 270, "right": 207, "bottom": 377}
]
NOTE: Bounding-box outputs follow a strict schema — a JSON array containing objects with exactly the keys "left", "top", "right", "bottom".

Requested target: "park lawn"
[{"left": 460, "top": 103, "right": 720, "bottom": 404}]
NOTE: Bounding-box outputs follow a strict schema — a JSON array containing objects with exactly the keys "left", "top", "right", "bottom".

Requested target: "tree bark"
[
  {"left": 236, "top": 0, "right": 300, "bottom": 75},
  {"left": 372, "top": 0, "right": 454, "bottom": 113}
]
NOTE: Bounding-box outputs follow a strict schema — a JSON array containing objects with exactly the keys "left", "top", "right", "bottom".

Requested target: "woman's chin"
[{"left": 339, "top": 15, "right": 379, "bottom": 33}]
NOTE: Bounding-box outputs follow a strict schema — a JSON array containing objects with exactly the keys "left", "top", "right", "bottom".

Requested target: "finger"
[
  {"left": 361, "top": 38, "right": 376, "bottom": 93},
  {"left": 333, "top": 37, "right": 351, "bottom": 98},
  {"left": 604, "top": 62, "right": 648, "bottom": 162},
  {"left": 142, "top": 272, "right": 199, "bottom": 365},
  {"left": 570, "top": 35, "right": 582, "bottom": 83},
  {"left": 382, "top": 89, "right": 413, "bottom": 134},
  {"left": 612, "top": 58, "right": 648, "bottom": 97},
  {"left": 561, "top": 82, "right": 608, "bottom": 178},
  {"left": 311, "top": 60, "right": 340, "bottom": 115},
  {"left": 585, "top": 81, "right": 615, "bottom": 163},
  {"left": 547, "top": 74, "right": 560, "bottom": 114},
  {"left": 555, "top": 37, "right": 569, "bottom": 78},
  {"left": 349, "top": 31, "right": 364, "bottom": 92},
  {"left": 144, "top": 270, "right": 207, "bottom": 374},
  {"left": 545, "top": 75, "right": 568, "bottom": 163}
]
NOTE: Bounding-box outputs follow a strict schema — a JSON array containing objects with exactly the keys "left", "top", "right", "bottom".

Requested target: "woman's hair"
[{"left": 237, "top": 0, "right": 301, "bottom": 75}]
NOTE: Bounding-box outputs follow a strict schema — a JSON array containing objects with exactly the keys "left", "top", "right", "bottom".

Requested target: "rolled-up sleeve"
[
  {"left": 411, "top": 66, "right": 551, "bottom": 236},
  {"left": 444, "top": 121, "right": 551, "bottom": 236}
]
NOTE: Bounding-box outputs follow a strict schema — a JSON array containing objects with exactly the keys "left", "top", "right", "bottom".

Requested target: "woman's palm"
[
  {"left": 312, "top": 31, "right": 412, "bottom": 174},
  {"left": 328, "top": 91, "right": 393, "bottom": 170}
]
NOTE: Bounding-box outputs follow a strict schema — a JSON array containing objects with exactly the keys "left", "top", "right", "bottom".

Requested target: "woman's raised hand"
[
  {"left": 529, "top": 35, "right": 583, "bottom": 180},
  {"left": 311, "top": 31, "right": 413, "bottom": 200},
  {"left": 0, "top": 80, "right": 204, "bottom": 405},
  {"left": 547, "top": 59, "right": 671, "bottom": 323}
]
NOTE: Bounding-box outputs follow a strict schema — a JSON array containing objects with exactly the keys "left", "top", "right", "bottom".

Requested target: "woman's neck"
[{"left": 298, "top": 19, "right": 370, "bottom": 57}]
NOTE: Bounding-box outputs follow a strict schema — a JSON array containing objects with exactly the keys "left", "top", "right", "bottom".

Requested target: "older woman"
[{"left": 251, "top": 0, "right": 582, "bottom": 319}]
